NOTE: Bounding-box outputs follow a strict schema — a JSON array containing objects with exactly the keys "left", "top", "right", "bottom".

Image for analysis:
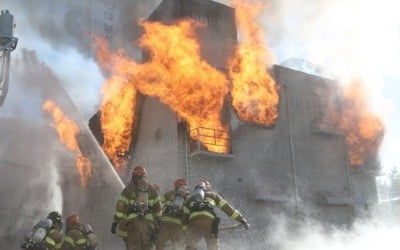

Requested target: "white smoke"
[
  {"left": 251, "top": 0, "right": 400, "bottom": 172},
  {"left": 219, "top": 209, "right": 400, "bottom": 250},
  {"left": 0, "top": 118, "right": 64, "bottom": 246}
]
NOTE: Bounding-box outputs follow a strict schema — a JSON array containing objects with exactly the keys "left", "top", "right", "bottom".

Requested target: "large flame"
[
  {"left": 43, "top": 100, "right": 92, "bottom": 186},
  {"left": 336, "top": 81, "right": 384, "bottom": 167},
  {"left": 101, "top": 75, "right": 137, "bottom": 170},
  {"left": 228, "top": 0, "right": 279, "bottom": 126},
  {"left": 95, "top": 20, "right": 230, "bottom": 154}
]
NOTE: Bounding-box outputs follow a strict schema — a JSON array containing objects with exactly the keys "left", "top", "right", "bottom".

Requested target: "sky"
[{"left": 1, "top": 0, "right": 400, "bottom": 173}]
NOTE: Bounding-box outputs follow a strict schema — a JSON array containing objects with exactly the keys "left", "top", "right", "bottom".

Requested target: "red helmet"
[
  {"left": 174, "top": 178, "right": 187, "bottom": 188},
  {"left": 66, "top": 214, "right": 80, "bottom": 226},
  {"left": 132, "top": 165, "right": 147, "bottom": 178}
]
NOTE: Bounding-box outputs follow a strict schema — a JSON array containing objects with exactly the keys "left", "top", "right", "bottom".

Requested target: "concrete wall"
[
  {"left": 130, "top": 97, "right": 184, "bottom": 191},
  {"left": 126, "top": 66, "right": 378, "bottom": 248}
]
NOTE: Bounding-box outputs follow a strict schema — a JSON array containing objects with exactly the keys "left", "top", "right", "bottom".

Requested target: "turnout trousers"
[
  {"left": 156, "top": 222, "right": 185, "bottom": 250},
  {"left": 185, "top": 217, "right": 219, "bottom": 250},
  {"left": 127, "top": 218, "right": 155, "bottom": 250}
]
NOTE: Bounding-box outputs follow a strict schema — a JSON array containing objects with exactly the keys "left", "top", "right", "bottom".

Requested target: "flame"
[
  {"left": 228, "top": 0, "right": 279, "bottom": 126},
  {"left": 336, "top": 81, "right": 384, "bottom": 167},
  {"left": 95, "top": 20, "right": 230, "bottom": 154},
  {"left": 101, "top": 75, "right": 137, "bottom": 170},
  {"left": 43, "top": 100, "right": 91, "bottom": 186},
  {"left": 94, "top": 38, "right": 138, "bottom": 170}
]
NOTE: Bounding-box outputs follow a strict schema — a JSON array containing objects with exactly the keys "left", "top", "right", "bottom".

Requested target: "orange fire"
[
  {"left": 335, "top": 81, "right": 384, "bottom": 167},
  {"left": 228, "top": 0, "right": 279, "bottom": 126},
  {"left": 43, "top": 100, "right": 92, "bottom": 186},
  {"left": 95, "top": 20, "right": 230, "bottom": 154},
  {"left": 100, "top": 75, "right": 137, "bottom": 170}
]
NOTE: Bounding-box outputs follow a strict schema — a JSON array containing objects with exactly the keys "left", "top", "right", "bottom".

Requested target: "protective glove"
[
  {"left": 239, "top": 218, "right": 250, "bottom": 230},
  {"left": 111, "top": 221, "right": 118, "bottom": 234}
]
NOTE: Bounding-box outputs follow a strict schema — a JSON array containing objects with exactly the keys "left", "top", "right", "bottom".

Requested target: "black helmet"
[{"left": 47, "top": 211, "right": 63, "bottom": 228}]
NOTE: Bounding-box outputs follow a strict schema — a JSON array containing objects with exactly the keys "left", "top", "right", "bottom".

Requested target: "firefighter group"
[{"left": 21, "top": 165, "right": 249, "bottom": 250}]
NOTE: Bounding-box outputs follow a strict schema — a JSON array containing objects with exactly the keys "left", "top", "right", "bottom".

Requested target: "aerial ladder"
[{"left": 0, "top": 10, "right": 18, "bottom": 106}]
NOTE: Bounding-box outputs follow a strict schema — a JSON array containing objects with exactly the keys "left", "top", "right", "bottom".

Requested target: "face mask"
[{"left": 176, "top": 186, "right": 188, "bottom": 197}]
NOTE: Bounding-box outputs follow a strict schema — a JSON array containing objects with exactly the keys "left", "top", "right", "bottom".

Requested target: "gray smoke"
[
  {"left": 0, "top": 49, "right": 83, "bottom": 246},
  {"left": 0, "top": 118, "right": 64, "bottom": 247},
  {"left": 1, "top": 49, "right": 81, "bottom": 119},
  {"left": 13, "top": 0, "right": 160, "bottom": 57},
  {"left": 2, "top": 0, "right": 162, "bottom": 119}
]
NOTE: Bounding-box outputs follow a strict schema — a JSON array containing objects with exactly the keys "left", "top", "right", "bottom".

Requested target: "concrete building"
[{"left": 88, "top": 0, "right": 381, "bottom": 247}]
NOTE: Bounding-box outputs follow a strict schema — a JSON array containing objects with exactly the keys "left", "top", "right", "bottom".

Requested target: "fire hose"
[
  {"left": 218, "top": 223, "right": 245, "bottom": 232},
  {"left": 162, "top": 223, "right": 245, "bottom": 247}
]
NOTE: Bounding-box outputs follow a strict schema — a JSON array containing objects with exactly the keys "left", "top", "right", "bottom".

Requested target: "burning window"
[{"left": 188, "top": 126, "right": 232, "bottom": 157}]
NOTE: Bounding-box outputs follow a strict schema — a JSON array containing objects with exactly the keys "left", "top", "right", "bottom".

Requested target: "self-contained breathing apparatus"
[
  {"left": 188, "top": 183, "right": 220, "bottom": 238},
  {"left": 128, "top": 179, "right": 150, "bottom": 217},
  {"left": 79, "top": 224, "right": 98, "bottom": 250},
  {"left": 164, "top": 186, "right": 188, "bottom": 217},
  {"left": 21, "top": 219, "right": 53, "bottom": 250}
]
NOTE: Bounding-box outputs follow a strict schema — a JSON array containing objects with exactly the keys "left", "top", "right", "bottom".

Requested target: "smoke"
[
  {"left": 1, "top": 49, "right": 82, "bottom": 119},
  {"left": 218, "top": 207, "right": 400, "bottom": 250},
  {"left": 0, "top": 118, "right": 64, "bottom": 246},
  {"left": 249, "top": 0, "right": 400, "bottom": 171},
  {"left": 0, "top": 49, "right": 82, "bottom": 244}
]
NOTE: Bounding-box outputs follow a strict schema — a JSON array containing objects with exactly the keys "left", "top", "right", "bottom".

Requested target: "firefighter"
[
  {"left": 156, "top": 178, "right": 189, "bottom": 250},
  {"left": 21, "top": 211, "right": 64, "bottom": 250},
  {"left": 111, "top": 165, "right": 162, "bottom": 250},
  {"left": 185, "top": 180, "right": 249, "bottom": 250},
  {"left": 61, "top": 214, "right": 98, "bottom": 250}
]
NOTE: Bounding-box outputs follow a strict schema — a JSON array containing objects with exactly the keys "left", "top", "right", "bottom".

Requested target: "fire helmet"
[
  {"left": 66, "top": 214, "right": 80, "bottom": 226},
  {"left": 174, "top": 178, "right": 187, "bottom": 188},
  {"left": 132, "top": 165, "right": 147, "bottom": 178},
  {"left": 47, "top": 211, "right": 63, "bottom": 227}
]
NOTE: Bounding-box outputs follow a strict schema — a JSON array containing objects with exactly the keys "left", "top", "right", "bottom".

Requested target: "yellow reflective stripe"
[
  {"left": 189, "top": 211, "right": 215, "bottom": 220},
  {"left": 160, "top": 195, "right": 166, "bottom": 203},
  {"left": 145, "top": 213, "right": 154, "bottom": 221},
  {"left": 115, "top": 211, "right": 127, "bottom": 219},
  {"left": 117, "top": 229, "right": 128, "bottom": 238},
  {"left": 128, "top": 212, "right": 155, "bottom": 221},
  {"left": 44, "top": 237, "right": 56, "bottom": 246},
  {"left": 161, "top": 216, "right": 182, "bottom": 225},
  {"left": 231, "top": 210, "right": 240, "bottom": 219},
  {"left": 76, "top": 238, "right": 87, "bottom": 245},
  {"left": 149, "top": 197, "right": 161, "bottom": 206},
  {"left": 127, "top": 213, "right": 138, "bottom": 220},
  {"left": 64, "top": 236, "right": 75, "bottom": 247},
  {"left": 205, "top": 197, "right": 216, "bottom": 206},
  {"left": 55, "top": 243, "right": 62, "bottom": 249},
  {"left": 218, "top": 199, "right": 227, "bottom": 208},
  {"left": 183, "top": 206, "right": 190, "bottom": 214},
  {"left": 118, "top": 195, "right": 130, "bottom": 205}
]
